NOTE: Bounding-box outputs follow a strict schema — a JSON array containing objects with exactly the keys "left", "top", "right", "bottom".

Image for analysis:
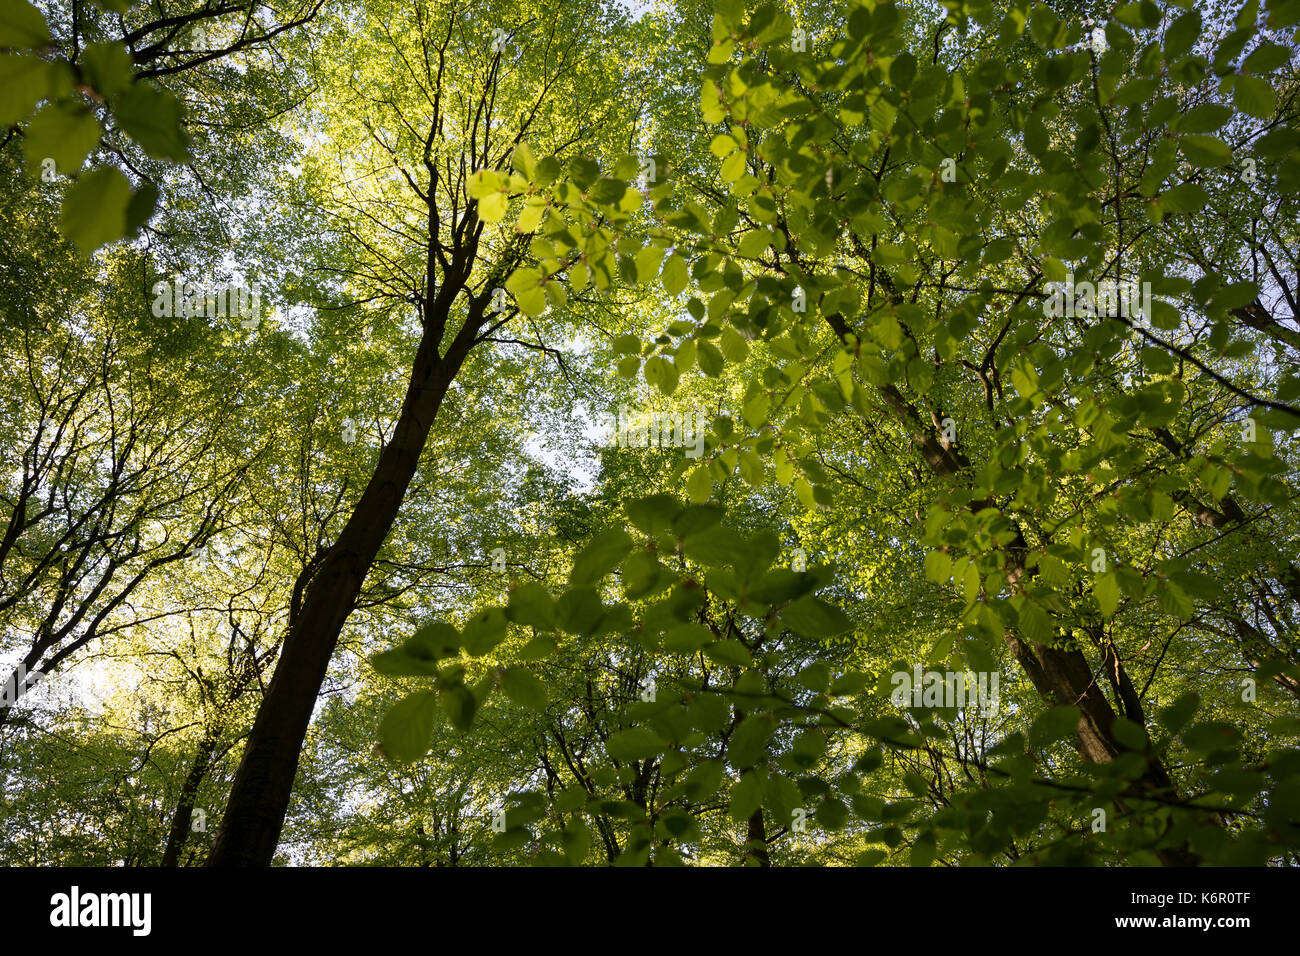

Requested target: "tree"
[
  {"left": 208, "top": 0, "right": 636, "bottom": 864},
  {"left": 4, "top": 0, "right": 1300, "bottom": 869}
]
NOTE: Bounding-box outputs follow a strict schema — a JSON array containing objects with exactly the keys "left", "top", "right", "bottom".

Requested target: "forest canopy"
[{"left": 1, "top": 0, "right": 1300, "bottom": 870}]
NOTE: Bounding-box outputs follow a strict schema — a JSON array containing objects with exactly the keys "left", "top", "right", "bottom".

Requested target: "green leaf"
[
  {"left": 460, "top": 606, "right": 507, "bottom": 655},
  {"left": 534, "top": 155, "right": 561, "bottom": 185},
  {"left": 709, "top": 133, "right": 737, "bottom": 157},
  {"left": 1159, "top": 182, "right": 1208, "bottom": 213},
  {"left": 516, "top": 196, "right": 547, "bottom": 232},
  {"left": 371, "top": 622, "right": 459, "bottom": 676},
  {"left": 778, "top": 596, "right": 852, "bottom": 636},
  {"left": 0, "top": 54, "right": 48, "bottom": 126},
  {"left": 1017, "top": 599, "right": 1053, "bottom": 642},
  {"left": 707, "top": 38, "right": 735, "bottom": 64},
  {"left": 567, "top": 156, "right": 600, "bottom": 189},
  {"left": 728, "top": 715, "right": 775, "bottom": 768},
  {"left": 506, "top": 582, "right": 556, "bottom": 629},
  {"left": 506, "top": 267, "right": 547, "bottom": 315},
  {"left": 510, "top": 141, "right": 536, "bottom": 178},
  {"left": 1242, "top": 43, "right": 1291, "bottom": 74},
  {"left": 1179, "top": 134, "right": 1233, "bottom": 168},
  {"left": 545, "top": 279, "right": 566, "bottom": 309},
  {"left": 622, "top": 549, "right": 668, "bottom": 601},
  {"left": 59, "top": 166, "right": 131, "bottom": 252},
  {"left": 869, "top": 96, "right": 896, "bottom": 133},
  {"left": 1176, "top": 103, "right": 1232, "bottom": 134},
  {"left": 1202, "top": 463, "right": 1233, "bottom": 501},
  {"left": 1158, "top": 691, "right": 1200, "bottom": 733},
  {"left": 1029, "top": 5, "right": 1064, "bottom": 48},
  {"left": 477, "top": 190, "right": 507, "bottom": 222},
  {"left": 626, "top": 494, "right": 683, "bottom": 535},
  {"left": 674, "top": 338, "right": 695, "bottom": 372},
  {"left": 467, "top": 168, "right": 500, "bottom": 198},
  {"left": 681, "top": 524, "right": 747, "bottom": 568},
  {"left": 561, "top": 820, "right": 591, "bottom": 864},
  {"left": 81, "top": 42, "right": 134, "bottom": 98},
  {"left": 738, "top": 448, "right": 762, "bottom": 485},
  {"left": 517, "top": 634, "right": 557, "bottom": 661},
  {"left": 588, "top": 177, "right": 627, "bottom": 205},
  {"left": 742, "top": 392, "right": 769, "bottom": 427},
  {"left": 720, "top": 149, "right": 746, "bottom": 182},
  {"left": 729, "top": 769, "right": 764, "bottom": 821},
  {"left": 686, "top": 464, "right": 712, "bottom": 503},
  {"left": 720, "top": 326, "right": 748, "bottom": 361},
  {"left": 661, "top": 253, "right": 688, "bottom": 295},
  {"left": 380, "top": 691, "right": 439, "bottom": 762},
  {"left": 0, "top": 0, "right": 51, "bottom": 47},
  {"left": 1095, "top": 571, "right": 1121, "bottom": 618},
  {"left": 124, "top": 181, "right": 158, "bottom": 236},
  {"left": 1030, "top": 705, "right": 1080, "bottom": 747},
  {"left": 439, "top": 683, "right": 477, "bottom": 731},
  {"left": 1233, "top": 75, "right": 1277, "bottom": 117},
  {"left": 1164, "top": 10, "right": 1201, "bottom": 59},
  {"left": 890, "top": 51, "right": 917, "bottom": 88},
  {"left": 634, "top": 244, "right": 664, "bottom": 282},
  {"left": 673, "top": 502, "right": 724, "bottom": 539},
  {"left": 738, "top": 229, "right": 770, "bottom": 257},
  {"left": 500, "top": 666, "right": 548, "bottom": 711},
  {"left": 612, "top": 333, "right": 641, "bottom": 354},
  {"left": 1112, "top": 717, "right": 1149, "bottom": 751},
  {"left": 606, "top": 727, "right": 666, "bottom": 762},
  {"left": 793, "top": 476, "right": 816, "bottom": 509},
  {"left": 704, "top": 639, "right": 752, "bottom": 667},
  {"left": 924, "top": 550, "right": 951, "bottom": 583},
  {"left": 697, "top": 340, "right": 724, "bottom": 376},
  {"left": 751, "top": 568, "right": 815, "bottom": 604},
  {"left": 113, "top": 84, "right": 189, "bottom": 161},
  {"left": 569, "top": 527, "right": 634, "bottom": 587},
  {"left": 663, "top": 622, "right": 712, "bottom": 652},
  {"left": 24, "top": 101, "right": 101, "bottom": 175}
]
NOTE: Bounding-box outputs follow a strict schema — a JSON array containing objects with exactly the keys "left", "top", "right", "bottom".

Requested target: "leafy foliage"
[{"left": 4, "top": 0, "right": 1300, "bottom": 867}]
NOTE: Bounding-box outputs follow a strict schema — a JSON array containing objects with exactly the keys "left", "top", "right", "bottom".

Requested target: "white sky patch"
[
  {"left": 2, "top": 649, "right": 133, "bottom": 721},
  {"left": 564, "top": 331, "right": 593, "bottom": 354},
  {"left": 521, "top": 400, "right": 606, "bottom": 492},
  {"left": 613, "top": 0, "right": 655, "bottom": 21}
]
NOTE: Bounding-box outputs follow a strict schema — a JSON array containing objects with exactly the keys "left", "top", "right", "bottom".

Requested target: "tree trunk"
[
  {"left": 744, "top": 808, "right": 769, "bottom": 866},
  {"left": 827, "top": 311, "right": 1203, "bottom": 862},
  {"left": 161, "top": 733, "right": 217, "bottom": 866},
  {"left": 208, "top": 320, "right": 474, "bottom": 866}
]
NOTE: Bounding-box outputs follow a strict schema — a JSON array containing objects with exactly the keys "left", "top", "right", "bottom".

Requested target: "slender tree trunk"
[
  {"left": 208, "top": 321, "right": 475, "bottom": 866},
  {"left": 732, "top": 693, "right": 771, "bottom": 867},
  {"left": 744, "top": 808, "right": 769, "bottom": 866},
  {"left": 161, "top": 734, "right": 217, "bottom": 866}
]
